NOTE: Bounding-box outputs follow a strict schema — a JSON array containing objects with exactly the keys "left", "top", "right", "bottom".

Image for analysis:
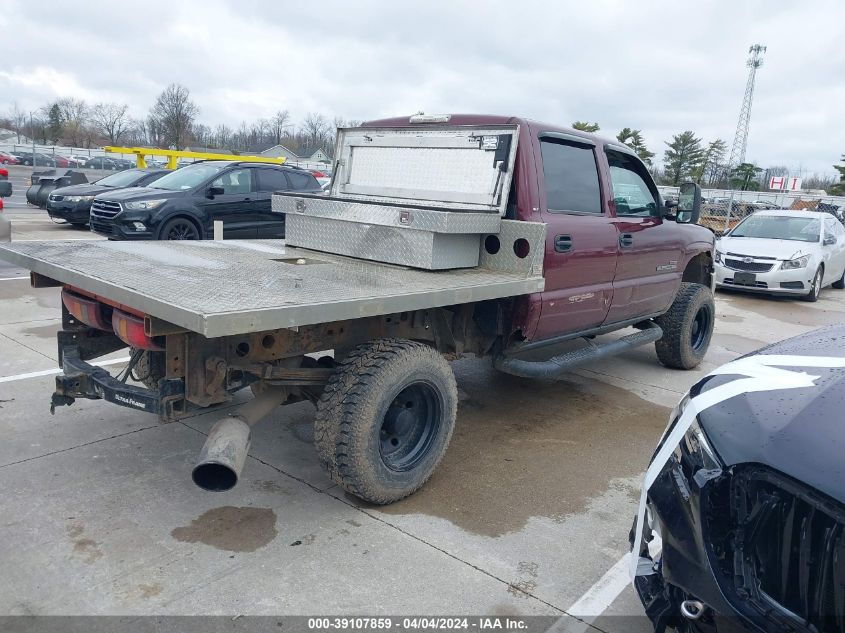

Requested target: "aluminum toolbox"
[{"left": 274, "top": 123, "right": 519, "bottom": 270}]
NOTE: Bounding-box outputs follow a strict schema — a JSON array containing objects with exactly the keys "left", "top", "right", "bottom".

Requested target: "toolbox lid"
[{"left": 329, "top": 124, "right": 519, "bottom": 216}]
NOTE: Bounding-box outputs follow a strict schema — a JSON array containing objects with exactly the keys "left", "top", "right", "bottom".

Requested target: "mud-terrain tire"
[
  {"left": 132, "top": 349, "right": 166, "bottom": 389},
  {"left": 803, "top": 266, "right": 823, "bottom": 302},
  {"left": 654, "top": 282, "right": 715, "bottom": 370},
  {"left": 314, "top": 339, "right": 458, "bottom": 504}
]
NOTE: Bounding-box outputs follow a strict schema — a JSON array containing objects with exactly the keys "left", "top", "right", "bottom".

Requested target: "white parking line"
[
  {"left": 546, "top": 554, "right": 632, "bottom": 633},
  {"left": 0, "top": 276, "right": 28, "bottom": 281},
  {"left": 0, "top": 357, "right": 130, "bottom": 384}
]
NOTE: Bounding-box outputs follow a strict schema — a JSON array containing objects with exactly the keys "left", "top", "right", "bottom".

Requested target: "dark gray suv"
[{"left": 89, "top": 161, "right": 322, "bottom": 240}]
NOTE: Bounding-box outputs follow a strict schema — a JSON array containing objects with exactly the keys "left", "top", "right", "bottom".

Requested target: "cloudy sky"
[{"left": 2, "top": 0, "right": 843, "bottom": 175}]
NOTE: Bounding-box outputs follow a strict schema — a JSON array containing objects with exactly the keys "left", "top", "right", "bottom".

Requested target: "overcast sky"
[{"left": 2, "top": 0, "right": 843, "bottom": 175}]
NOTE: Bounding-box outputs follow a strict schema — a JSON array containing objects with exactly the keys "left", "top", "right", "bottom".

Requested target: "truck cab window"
[
  {"left": 540, "top": 139, "right": 602, "bottom": 214},
  {"left": 606, "top": 150, "right": 658, "bottom": 217}
]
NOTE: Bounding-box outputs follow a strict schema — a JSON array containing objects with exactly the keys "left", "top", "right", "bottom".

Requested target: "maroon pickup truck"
[{"left": 0, "top": 114, "right": 714, "bottom": 505}]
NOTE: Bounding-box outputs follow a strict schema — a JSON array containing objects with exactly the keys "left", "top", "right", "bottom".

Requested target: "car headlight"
[
  {"left": 714, "top": 249, "right": 723, "bottom": 264},
  {"left": 679, "top": 419, "right": 721, "bottom": 474},
  {"left": 65, "top": 195, "right": 94, "bottom": 202},
  {"left": 124, "top": 199, "right": 166, "bottom": 211},
  {"left": 781, "top": 255, "right": 810, "bottom": 270}
]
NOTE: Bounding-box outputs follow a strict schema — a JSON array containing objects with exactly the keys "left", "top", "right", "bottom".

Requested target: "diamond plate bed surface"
[{"left": 0, "top": 239, "right": 545, "bottom": 338}]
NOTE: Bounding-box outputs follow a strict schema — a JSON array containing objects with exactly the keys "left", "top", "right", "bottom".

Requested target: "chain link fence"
[{"left": 657, "top": 186, "right": 845, "bottom": 234}]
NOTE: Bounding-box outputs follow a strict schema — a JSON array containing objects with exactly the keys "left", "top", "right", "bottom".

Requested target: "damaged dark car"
[{"left": 632, "top": 324, "right": 845, "bottom": 632}]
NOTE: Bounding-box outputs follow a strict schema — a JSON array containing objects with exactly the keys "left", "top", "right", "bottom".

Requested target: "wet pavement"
[{"left": 1, "top": 218, "right": 844, "bottom": 628}]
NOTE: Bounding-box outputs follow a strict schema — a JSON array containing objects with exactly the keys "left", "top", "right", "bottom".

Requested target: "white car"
[{"left": 714, "top": 210, "right": 845, "bottom": 302}]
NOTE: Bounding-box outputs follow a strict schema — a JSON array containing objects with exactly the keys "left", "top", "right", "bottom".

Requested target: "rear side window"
[
  {"left": 257, "top": 168, "right": 290, "bottom": 192},
  {"left": 540, "top": 140, "right": 602, "bottom": 214},
  {"left": 286, "top": 170, "right": 319, "bottom": 190}
]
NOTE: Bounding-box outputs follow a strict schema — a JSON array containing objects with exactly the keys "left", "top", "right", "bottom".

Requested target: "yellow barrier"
[{"left": 103, "top": 146, "right": 286, "bottom": 170}]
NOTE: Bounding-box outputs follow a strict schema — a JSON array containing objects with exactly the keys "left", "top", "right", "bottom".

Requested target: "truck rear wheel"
[
  {"left": 314, "top": 339, "right": 458, "bottom": 504},
  {"left": 654, "top": 282, "right": 715, "bottom": 370}
]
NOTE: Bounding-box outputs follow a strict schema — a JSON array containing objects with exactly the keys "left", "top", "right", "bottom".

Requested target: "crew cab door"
[
  {"left": 202, "top": 167, "right": 260, "bottom": 238},
  {"left": 534, "top": 134, "right": 618, "bottom": 339},
  {"left": 603, "top": 147, "right": 684, "bottom": 323}
]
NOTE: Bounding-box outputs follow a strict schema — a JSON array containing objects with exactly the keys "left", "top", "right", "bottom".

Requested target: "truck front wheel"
[
  {"left": 654, "top": 282, "right": 715, "bottom": 370},
  {"left": 314, "top": 339, "right": 458, "bottom": 504}
]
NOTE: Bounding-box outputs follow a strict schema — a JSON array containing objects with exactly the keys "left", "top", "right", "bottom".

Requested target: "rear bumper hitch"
[{"left": 52, "top": 346, "right": 186, "bottom": 420}]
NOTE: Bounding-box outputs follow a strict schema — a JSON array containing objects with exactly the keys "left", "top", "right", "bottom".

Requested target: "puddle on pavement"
[
  {"left": 171, "top": 506, "right": 278, "bottom": 552},
  {"left": 719, "top": 291, "right": 843, "bottom": 327},
  {"left": 378, "top": 358, "right": 669, "bottom": 537},
  {"left": 711, "top": 332, "right": 768, "bottom": 355},
  {"left": 21, "top": 323, "right": 60, "bottom": 339}
]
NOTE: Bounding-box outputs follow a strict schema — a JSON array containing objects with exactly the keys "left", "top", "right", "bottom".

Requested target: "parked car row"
[
  {"left": 2, "top": 151, "right": 135, "bottom": 169},
  {"left": 46, "top": 160, "right": 322, "bottom": 239}
]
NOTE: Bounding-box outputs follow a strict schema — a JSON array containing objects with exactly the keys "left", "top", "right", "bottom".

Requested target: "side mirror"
[
  {"left": 677, "top": 182, "right": 702, "bottom": 224},
  {"left": 207, "top": 186, "right": 225, "bottom": 198},
  {"left": 824, "top": 235, "right": 837, "bottom": 246}
]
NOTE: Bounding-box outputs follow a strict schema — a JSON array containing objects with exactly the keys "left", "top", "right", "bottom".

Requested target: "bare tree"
[
  {"left": 148, "top": 83, "right": 199, "bottom": 149},
  {"left": 214, "top": 124, "right": 233, "bottom": 149},
  {"left": 55, "top": 97, "right": 89, "bottom": 147},
  {"left": 302, "top": 112, "right": 329, "bottom": 150},
  {"left": 8, "top": 102, "right": 27, "bottom": 143},
  {"left": 271, "top": 110, "right": 290, "bottom": 144},
  {"left": 90, "top": 103, "right": 131, "bottom": 145}
]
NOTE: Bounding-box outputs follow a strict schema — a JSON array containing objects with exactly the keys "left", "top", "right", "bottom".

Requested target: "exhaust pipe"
[{"left": 192, "top": 387, "right": 289, "bottom": 492}]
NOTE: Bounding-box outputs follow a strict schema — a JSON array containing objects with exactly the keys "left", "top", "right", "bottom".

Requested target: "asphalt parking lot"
[{"left": 1, "top": 213, "right": 844, "bottom": 628}]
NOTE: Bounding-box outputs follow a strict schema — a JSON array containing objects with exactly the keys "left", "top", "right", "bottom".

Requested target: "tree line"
[
  {"left": 572, "top": 121, "right": 840, "bottom": 192},
  {"left": 2, "top": 86, "right": 841, "bottom": 191},
  {"left": 2, "top": 83, "right": 355, "bottom": 159}
]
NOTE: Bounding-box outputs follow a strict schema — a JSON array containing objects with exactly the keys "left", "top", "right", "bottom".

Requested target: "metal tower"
[
  {"left": 721, "top": 44, "right": 766, "bottom": 233},
  {"left": 727, "top": 44, "right": 766, "bottom": 171}
]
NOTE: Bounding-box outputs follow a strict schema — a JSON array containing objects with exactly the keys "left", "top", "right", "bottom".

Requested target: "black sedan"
[
  {"left": 632, "top": 325, "right": 845, "bottom": 632},
  {"left": 47, "top": 168, "right": 168, "bottom": 226}
]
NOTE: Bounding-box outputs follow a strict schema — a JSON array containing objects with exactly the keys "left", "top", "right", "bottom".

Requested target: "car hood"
[
  {"left": 717, "top": 236, "right": 818, "bottom": 260},
  {"left": 51, "top": 183, "right": 117, "bottom": 197},
  {"left": 696, "top": 324, "right": 845, "bottom": 505},
  {"left": 97, "top": 186, "right": 185, "bottom": 201}
]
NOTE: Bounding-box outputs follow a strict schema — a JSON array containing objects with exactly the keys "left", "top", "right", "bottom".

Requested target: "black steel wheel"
[
  {"left": 655, "top": 282, "right": 715, "bottom": 369},
  {"left": 379, "top": 381, "right": 442, "bottom": 472},
  {"left": 314, "top": 339, "right": 457, "bottom": 504},
  {"left": 160, "top": 217, "right": 200, "bottom": 240}
]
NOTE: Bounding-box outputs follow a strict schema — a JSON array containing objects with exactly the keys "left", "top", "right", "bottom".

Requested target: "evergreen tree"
[{"left": 663, "top": 131, "right": 706, "bottom": 185}]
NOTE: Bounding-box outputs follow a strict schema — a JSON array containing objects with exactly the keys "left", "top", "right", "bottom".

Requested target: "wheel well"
[
  {"left": 158, "top": 215, "right": 203, "bottom": 239},
  {"left": 682, "top": 252, "right": 712, "bottom": 287}
]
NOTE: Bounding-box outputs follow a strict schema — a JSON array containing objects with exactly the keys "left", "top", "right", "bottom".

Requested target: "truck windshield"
[
  {"left": 94, "top": 169, "right": 148, "bottom": 188},
  {"left": 148, "top": 163, "right": 226, "bottom": 191},
  {"left": 730, "top": 215, "right": 820, "bottom": 242}
]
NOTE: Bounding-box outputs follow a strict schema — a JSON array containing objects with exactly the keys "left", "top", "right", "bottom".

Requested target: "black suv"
[
  {"left": 89, "top": 161, "right": 321, "bottom": 240},
  {"left": 47, "top": 168, "right": 168, "bottom": 226}
]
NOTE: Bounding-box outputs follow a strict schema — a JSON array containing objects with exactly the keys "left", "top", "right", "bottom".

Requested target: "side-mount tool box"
[{"left": 273, "top": 124, "right": 519, "bottom": 270}]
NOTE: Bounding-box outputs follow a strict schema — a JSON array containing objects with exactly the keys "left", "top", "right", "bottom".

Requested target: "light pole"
[{"left": 30, "top": 111, "right": 36, "bottom": 165}]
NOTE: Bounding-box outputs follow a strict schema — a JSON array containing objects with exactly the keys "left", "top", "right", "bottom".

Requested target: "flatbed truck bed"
[{"left": 0, "top": 225, "right": 544, "bottom": 337}]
